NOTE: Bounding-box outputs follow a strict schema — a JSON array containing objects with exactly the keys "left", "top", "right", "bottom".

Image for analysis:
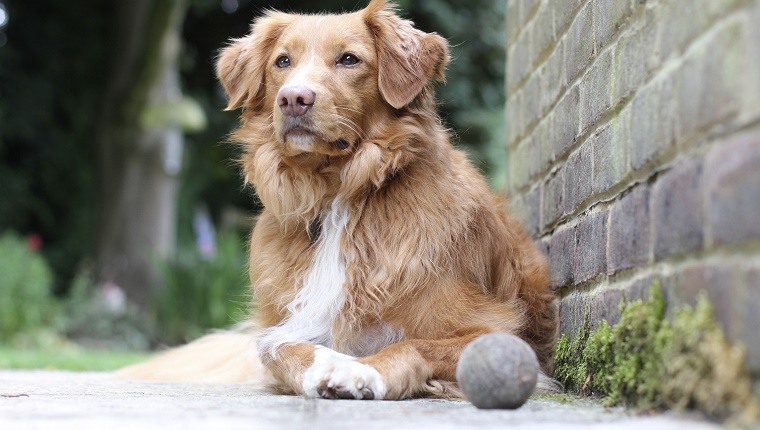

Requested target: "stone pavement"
[{"left": 0, "top": 370, "right": 719, "bottom": 430}]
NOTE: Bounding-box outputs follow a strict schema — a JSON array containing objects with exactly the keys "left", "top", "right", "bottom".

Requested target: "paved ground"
[{"left": 0, "top": 370, "right": 720, "bottom": 430}]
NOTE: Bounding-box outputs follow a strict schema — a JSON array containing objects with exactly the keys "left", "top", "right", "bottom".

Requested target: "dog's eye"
[
  {"left": 275, "top": 55, "right": 290, "bottom": 68},
  {"left": 338, "top": 53, "right": 361, "bottom": 67}
]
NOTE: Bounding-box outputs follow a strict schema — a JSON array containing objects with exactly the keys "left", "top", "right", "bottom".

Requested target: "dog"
[{"left": 118, "top": 0, "right": 559, "bottom": 400}]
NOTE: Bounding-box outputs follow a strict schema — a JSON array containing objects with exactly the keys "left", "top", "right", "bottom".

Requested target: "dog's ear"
[
  {"left": 216, "top": 12, "right": 293, "bottom": 111},
  {"left": 363, "top": 1, "right": 449, "bottom": 109}
]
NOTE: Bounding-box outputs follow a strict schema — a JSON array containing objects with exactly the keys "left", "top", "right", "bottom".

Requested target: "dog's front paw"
[{"left": 302, "top": 346, "right": 386, "bottom": 400}]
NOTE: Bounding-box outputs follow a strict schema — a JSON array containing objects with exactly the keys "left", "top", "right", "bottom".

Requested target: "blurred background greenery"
[{"left": 0, "top": 0, "right": 506, "bottom": 368}]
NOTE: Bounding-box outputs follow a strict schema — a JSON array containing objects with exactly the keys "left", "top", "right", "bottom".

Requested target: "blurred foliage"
[
  {"left": 152, "top": 232, "right": 249, "bottom": 345},
  {"left": 0, "top": 232, "right": 58, "bottom": 342},
  {"left": 62, "top": 269, "right": 155, "bottom": 350},
  {"left": 410, "top": 0, "right": 507, "bottom": 188}
]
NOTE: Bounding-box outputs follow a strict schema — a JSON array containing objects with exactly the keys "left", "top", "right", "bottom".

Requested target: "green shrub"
[
  {"left": 152, "top": 232, "right": 249, "bottom": 345},
  {"left": 0, "top": 232, "right": 58, "bottom": 342}
]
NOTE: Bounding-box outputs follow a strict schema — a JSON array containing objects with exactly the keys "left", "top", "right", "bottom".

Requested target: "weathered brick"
[
  {"left": 746, "top": 268, "right": 760, "bottom": 374},
  {"left": 566, "top": 3, "right": 594, "bottom": 83},
  {"left": 506, "top": 90, "right": 523, "bottom": 147},
  {"left": 530, "top": 2, "right": 555, "bottom": 69},
  {"left": 579, "top": 49, "right": 613, "bottom": 134},
  {"left": 592, "top": 121, "right": 628, "bottom": 195},
  {"left": 612, "top": 15, "right": 657, "bottom": 106},
  {"left": 630, "top": 76, "right": 676, "bottom": 171},
  {"left": 551, "top": 85, "right": 580, "bottom": 160},
  {"left": 523, "top": 75, "right": 542, "bottom": 132},
  {"left": 698, "top": 20, "right": 742, "bottom": 131},
  {"left": 593, "top": 0, "right": 633, "bottom": 52},
  {"left": 678, "top": 20, "right": 742, "bottom": 141},
  {"left": 657, "top": 0, "right": 706, "bottom": 60},
  {"left": 657, "top": 0, "right": 741, "bottom": 61},
  {"left": 534, "top": 119, "right": 552, "bottom": 176},
  {"left": 526, "top": 134, "right": 543, "bottom": 180},
  {"left": 747, "top": 1, "right": 760, "bottom": 121},
  {"left": 652, "top": 159, "right": 704, "bottom": 260},
  {"left": 542, "top": 167, "right": 565, "bottom": 228},
  {"left": 625, "top": 274, "right": 658, "bottom": 302},
  {"left": 601, "top": 287, "right": 623, "bottom": 326},
  {"left": 549, "top": 224, "right": 575, "bottom": 289},
  {"left": 519, "top": 0, "right": 538, "bottom": 24},
  {"left": 523, "top": 185, "right": 543, "bottom": 237},
  {"left": 505, "top": 0, "right": 520, "bottom": 47},
  {"left": 573, "top": 210, "right": 608, "bottom": 284},
  {"left": 608, "top": 185, "right": 651, "bottom": 273},
  {"left": 564, "top": 142, "right": 593, "bottom": 215},
  {"left": 667, "top": 264, "right": 743, "bottom": 341},
  {"left": 706, "top": 129, "right": 760, "bottom": 246},
  {"left": 553, "top": 0, "right": 580, "bottom": 43},
  {"left": 508, "top": 140, "right": 530, "bottom": 190},
  {"left": 539, "top": 41, "right": 565, "bottom": 116},
  {"left": 512, "top": 29, "right": 533, "bottom": 94},
  {"left": 559, "top": 293, "right": 581, "bottom": 336},
  {"left": 506, "top": 43, "right": 520, "bottom": 97}
]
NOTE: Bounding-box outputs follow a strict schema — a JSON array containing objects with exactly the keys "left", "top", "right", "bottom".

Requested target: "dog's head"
[{"left": 216, "top": 0, "right": 449, "bottom": 158}]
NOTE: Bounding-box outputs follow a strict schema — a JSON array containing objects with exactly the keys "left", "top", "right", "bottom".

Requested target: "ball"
[{"left": 456, "top": 333, "right": 539, "bottom": 409}]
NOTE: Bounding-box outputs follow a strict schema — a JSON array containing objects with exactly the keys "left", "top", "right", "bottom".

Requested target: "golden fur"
[{"left": 119, "top": 0, "right": 559, "bottom": 400}]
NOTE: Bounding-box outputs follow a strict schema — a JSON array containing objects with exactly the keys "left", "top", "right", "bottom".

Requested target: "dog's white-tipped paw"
[{"left": 302, "top": 347, "right": 386, "bottom": 400}]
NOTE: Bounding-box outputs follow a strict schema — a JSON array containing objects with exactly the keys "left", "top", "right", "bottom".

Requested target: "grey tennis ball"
[{"left": 456, "top": 333, "right": 538, "bottom": 409}]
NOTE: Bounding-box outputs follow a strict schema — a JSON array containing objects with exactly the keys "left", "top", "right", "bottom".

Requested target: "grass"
[{"left": 0, "top": 346, "right": 151, "bottom": 371}]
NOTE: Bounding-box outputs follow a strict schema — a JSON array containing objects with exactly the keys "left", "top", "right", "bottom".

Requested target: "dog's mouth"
[{"left": 282, "top": 120, "right": 352, "bottom": 152}]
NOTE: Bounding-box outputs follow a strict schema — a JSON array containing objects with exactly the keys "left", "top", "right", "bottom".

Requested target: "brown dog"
[{"left": 119, "top": 0, "right": 559, "bottom": 400}]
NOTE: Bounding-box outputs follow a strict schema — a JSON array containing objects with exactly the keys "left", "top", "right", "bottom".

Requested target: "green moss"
[
  {"left": 533, "top": 393, "right": 581, "bottom": 404},
  {"left": 554, "top": 282, "right": 759, "bottom": 423}
]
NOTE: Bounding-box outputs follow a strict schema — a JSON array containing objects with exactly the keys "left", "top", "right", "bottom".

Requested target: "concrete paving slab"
[{"left": 0, "top": 370, "right": 719, "bottom": 430}]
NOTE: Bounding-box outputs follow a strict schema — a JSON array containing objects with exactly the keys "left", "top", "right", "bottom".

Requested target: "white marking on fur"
[
  {"left": 302, "top": 346, "right": 387, "bottom": 400},
  {"left": 258, "top": 199, "right": 349, "bottom": 355}
]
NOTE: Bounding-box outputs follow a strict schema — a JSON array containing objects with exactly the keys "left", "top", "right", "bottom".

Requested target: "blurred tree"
[{"left": 95, "top": 0, "right": 197, "bottom": 306}]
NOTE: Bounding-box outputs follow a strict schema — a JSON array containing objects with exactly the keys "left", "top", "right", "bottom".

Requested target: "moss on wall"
[{"left": 554, "top": 282, "right": 759, "bottom": 423}]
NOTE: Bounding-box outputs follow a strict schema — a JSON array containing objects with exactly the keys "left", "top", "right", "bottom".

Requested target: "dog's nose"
[{"left": 278, "top": 85, "right": 316, "bottom": 117}]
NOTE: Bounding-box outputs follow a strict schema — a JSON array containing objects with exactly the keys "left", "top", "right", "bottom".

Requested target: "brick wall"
[{"left": 504, "top": 0, "right": 760, "bottom": 391}]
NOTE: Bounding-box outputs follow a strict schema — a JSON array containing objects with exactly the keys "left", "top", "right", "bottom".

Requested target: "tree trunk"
[{"left": 95, "top": 0, "right": 188, "bottom": 306}]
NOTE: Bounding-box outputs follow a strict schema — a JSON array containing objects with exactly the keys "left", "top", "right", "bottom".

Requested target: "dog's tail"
[{"left": 115, "top": 328, "right": 271, "bottom": 384}]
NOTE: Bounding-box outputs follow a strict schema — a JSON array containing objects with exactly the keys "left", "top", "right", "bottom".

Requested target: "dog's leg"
[
  {"left": 356, "top": 332, "right": 485, "bottom": 400},
  {"left": 295, "top": 329, "right": 488, "bottom": 400},
  {"left": 261, "top": 343, "right": 386, "bottom": 399}
]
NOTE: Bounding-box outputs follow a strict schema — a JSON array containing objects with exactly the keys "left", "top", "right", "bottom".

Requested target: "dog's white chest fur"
[{"left": 259, "top": 199, "right": 349, "bottom": 354}]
